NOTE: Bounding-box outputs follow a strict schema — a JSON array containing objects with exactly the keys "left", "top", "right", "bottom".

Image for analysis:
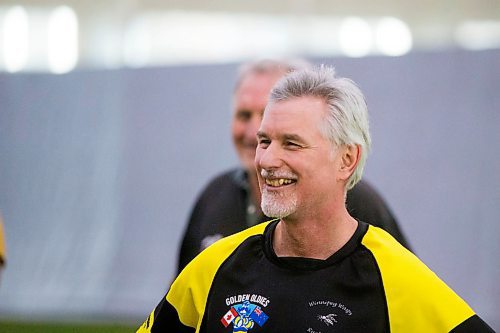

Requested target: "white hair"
[{"left": 268, "top": 65, "right": 371, "bottom": 190}]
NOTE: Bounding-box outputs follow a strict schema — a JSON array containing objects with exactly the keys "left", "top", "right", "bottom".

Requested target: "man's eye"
[
  {"left": 286, "top": 141, "right": 301, "bottom": 148},
  {"left": 258, "top": 139, "right": 270, "bottom": 147}
]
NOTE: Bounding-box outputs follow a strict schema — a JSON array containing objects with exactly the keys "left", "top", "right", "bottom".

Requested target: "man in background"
[{"left": 177, "top": 59, "right": 410, "bottom": 273}]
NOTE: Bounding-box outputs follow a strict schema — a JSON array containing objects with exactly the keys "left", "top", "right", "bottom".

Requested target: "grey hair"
[
  {"left": 234, "top": 58, "right": 312, "bottom": 91},
  {"left": 268, "top": 65, "right": 371, "bottom": 190}
]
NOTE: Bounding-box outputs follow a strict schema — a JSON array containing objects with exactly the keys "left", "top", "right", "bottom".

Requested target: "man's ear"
[{"left": 338, "top": 144, "right": 360, "bottom": 181}]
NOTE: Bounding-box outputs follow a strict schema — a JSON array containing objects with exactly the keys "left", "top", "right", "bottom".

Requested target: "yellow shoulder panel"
[
  {"left": 166, "top": 221, "right": 271, "bottom": 331},
  {"left": 362, "top": 226, "right": 474, "bottom": 333}
]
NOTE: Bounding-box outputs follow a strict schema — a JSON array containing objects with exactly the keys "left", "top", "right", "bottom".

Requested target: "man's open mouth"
[{"left": 265, "top": 178, "right": 296, "bottom": 187}]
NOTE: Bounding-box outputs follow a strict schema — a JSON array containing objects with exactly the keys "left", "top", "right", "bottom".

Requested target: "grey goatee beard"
[{"left": 260, "top": 169, "right": 298, "bottom": 218}]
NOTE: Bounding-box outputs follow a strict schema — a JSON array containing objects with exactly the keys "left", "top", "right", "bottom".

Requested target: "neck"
[{"left": 272, "top": 206, "right": 357, "bottom": 260}]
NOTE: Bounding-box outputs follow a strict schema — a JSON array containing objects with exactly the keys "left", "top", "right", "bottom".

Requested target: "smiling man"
[
  {"left": 256, "top": 93, "right": 361, "bottom": 260},
  {"left": 177, "top": 59, "right": 411, "bottom": 274},
  {"left": 137, "top": 66, "right": 493, "bottom": 332}
]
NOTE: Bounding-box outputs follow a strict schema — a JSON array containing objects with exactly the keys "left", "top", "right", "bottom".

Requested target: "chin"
[
  {"left": 262, "top": 208, "right": 295, "bottom": 219},
  {"left": 261, "top": 195, "right": 297, "bottom": 218}
]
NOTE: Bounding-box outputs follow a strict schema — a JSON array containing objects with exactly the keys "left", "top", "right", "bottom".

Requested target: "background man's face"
[{"left": 231, "top": 72, "right": 283, "bottom": 171}]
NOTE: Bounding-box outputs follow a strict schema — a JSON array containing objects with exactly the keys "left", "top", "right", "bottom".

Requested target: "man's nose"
[{"left": 256, "top": 142, "right": 283, "bottom": 170}]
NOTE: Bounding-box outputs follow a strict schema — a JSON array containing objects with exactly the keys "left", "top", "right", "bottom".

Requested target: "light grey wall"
[{"left": 0, "top": 50, "right": 498, "bottom": 329}]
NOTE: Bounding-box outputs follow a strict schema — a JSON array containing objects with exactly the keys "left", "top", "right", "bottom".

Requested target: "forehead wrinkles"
[{"left": 261, "top": 99, "right": 324, "bottom": 136}]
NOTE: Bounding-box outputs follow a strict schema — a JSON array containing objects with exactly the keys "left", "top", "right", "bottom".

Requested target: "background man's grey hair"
[
  {"left": 234, "top": 58, "right": 312, "bottom": 91},
  {"left": 268, "top": 65, "right": 371, "bottom": 191}
]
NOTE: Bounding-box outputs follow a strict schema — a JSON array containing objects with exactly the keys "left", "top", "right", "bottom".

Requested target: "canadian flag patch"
[{"left": 220, "top": 307, "right": 238, "bottom": 327}]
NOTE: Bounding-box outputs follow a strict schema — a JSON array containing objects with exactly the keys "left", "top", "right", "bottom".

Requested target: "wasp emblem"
[{"left": 317, "top": 313, "right": 338, "bottom": 326}]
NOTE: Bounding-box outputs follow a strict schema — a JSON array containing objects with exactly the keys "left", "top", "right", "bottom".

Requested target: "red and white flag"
[{"left": 220, "top": 307, "right": 238, "bottom": 327}]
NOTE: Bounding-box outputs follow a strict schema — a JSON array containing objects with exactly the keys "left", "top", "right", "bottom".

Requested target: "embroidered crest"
[
  {"left": 221, "top": 299, "right": 269, "bottom": 332},
  {"left": 307, "top": 300, "right": 353, "bottom": 331}
]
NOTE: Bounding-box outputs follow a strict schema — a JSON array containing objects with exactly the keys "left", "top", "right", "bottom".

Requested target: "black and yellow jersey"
[{"left": 138, "top": 220, "right": 493, "bottom": 333}]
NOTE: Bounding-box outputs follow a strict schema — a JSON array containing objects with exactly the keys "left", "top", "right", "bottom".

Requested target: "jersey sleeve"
[
  {"left": 137, "top": 244, "right": 227, "bottom": 332},
  {"left": 137, "top": 222, "right": 271, "bottom": 333},
  {"left": 136, "top": 295, "right": 195, "bottom": 333},
  {"left": 362, "top": 225, "right": 480, "bottom": 333}
]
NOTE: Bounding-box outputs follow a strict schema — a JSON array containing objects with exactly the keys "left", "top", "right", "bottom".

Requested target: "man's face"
[
  {"left": 255, "top": 96, "right": 343, "bottom": 219},
  {"left": 232, "top": 72, "right": 283, "bottom": 171}
]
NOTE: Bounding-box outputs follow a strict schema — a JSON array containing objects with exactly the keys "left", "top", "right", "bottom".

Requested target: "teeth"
[{"left": 265, "top": 178, "right": 293, "bottom": 187}]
